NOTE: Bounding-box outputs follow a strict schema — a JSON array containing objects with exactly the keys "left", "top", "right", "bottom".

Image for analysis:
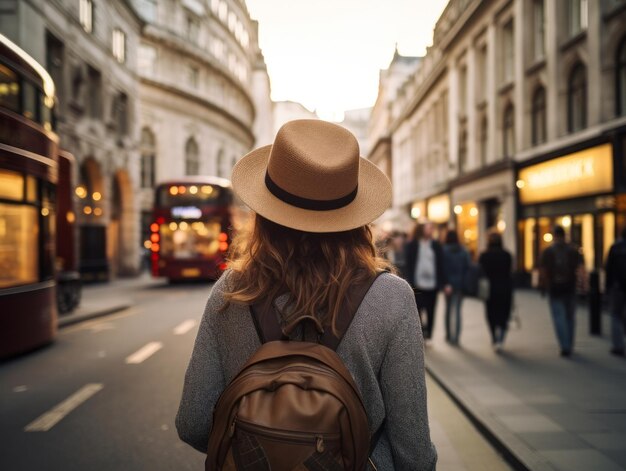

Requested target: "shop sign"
[
  {"left": 517, "top": 144, "right": 613, "bottom": 204},
  {"left": 427, "top": 194, "right": 450, "bottom": 223}
]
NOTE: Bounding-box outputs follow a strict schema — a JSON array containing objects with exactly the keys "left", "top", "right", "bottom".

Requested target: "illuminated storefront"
[
  {"left": 409, "top": 194, "right": 451, "bottom": 240},
  {"left": 516, "top": 143, "right": 619, "bottom": 280}
]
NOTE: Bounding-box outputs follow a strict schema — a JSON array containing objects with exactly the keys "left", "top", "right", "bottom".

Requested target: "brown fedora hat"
[{"left": 231, "top": 119, "right": 391, "bottom": 233}]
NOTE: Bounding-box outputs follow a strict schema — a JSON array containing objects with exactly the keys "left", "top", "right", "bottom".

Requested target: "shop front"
[
  {"left": 450, "top": 166, "right": 516, "bottom": 260},
  {"left": 409, "top": 193, "right": 451, "bottom": 241},
  {"left": 516, "top": 142, "right": 618, "bottom": 285}
]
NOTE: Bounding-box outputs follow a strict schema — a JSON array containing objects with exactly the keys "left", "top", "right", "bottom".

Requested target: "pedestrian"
[
  {"left": 390, "top": 230, "right": 408, "bottom": 276},
  {"left": 478, "top": 230, "right": 513, "bottom": 352},
  {"left": 176, "top": 120, "right": 437, "bottom": 470},
  {"left": 404, "top": 221, "right": 446, "bottom": 343},
  {"left": 605, "top": 226, "right": 626, "bottom": 357},
  {"left": 539, "top": 225, "right": 584, "bottom": 357},
  {"left": 442, "top": 230, "right": 471, "bottom": 345}
]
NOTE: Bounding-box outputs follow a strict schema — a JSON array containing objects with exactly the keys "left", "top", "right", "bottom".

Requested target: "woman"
[
  {"left": 176, "top": 120, "right": 437, "bottom": 470},
  {"left": 403, "top": 221, "right": 446, "bottom": 342},
  {"left": 479, "top": 230, "right": 513, "bottom": 352},
  {"left": 442, "top": 230, "right": 470, "bottom": 345}
]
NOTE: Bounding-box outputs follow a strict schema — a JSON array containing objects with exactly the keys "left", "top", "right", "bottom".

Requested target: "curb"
[
  {"left": 58, "top": 304, "right": 132, "bottom": 328},
  {"left": 426, "top": 362, "right": 556, "bottom": 471}
]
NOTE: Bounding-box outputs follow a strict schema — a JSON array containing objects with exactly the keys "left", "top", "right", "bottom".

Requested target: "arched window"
[
  {"left": 140, "top": 128, "right": 156, "bottom": 188},
  {"left": 568, "top": 63, "right": 587, "bottom": 132},
  {"left": 185, "top": 138, "right": 199, "bottom": 176},
  {"left": 531, "top": 86, "right": 547, "bottom": 145},
  {"left": 503, "top": 104, "right": 515, "bottom": 158},
  {"left": 617, "top": 37, "right": 626, "bottom": 117},
  {"left": 479, "top": 116, "right": 488, "bottom": 166}
]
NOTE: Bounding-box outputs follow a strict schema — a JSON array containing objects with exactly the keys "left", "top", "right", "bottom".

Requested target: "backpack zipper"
[{"left": 234, "top": 418, "right": 340, "bottom": 449}]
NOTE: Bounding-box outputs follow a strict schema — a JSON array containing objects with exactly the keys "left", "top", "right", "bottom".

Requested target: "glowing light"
[
  {"left": 464, "top": 229, "right": 472, "bottom": 240},
  {"left": 219, "top": 242, "right": 229, "bottom": 251},
  {"left": 516, "top": 180, "right": 525, "bottom": 189},
  {"left": 410, "top": 207, "right": 421, "bottom": 219},
  {"left": 543, "top": 233, "right": 553, "bottom": 243},
  {"left": 41, "top": 208, "right": 49, "bottom": 216},
  {"left": 84, "top": 206, "right": 92, "bottom": 215},
  {"left": 150, "top": 233, "right": 160, "bottom": 243},
  {"left": 144, "top": 240, "right": 152, "bottom": 249},
  {"left": 179, "top": 221, "right": 189, "bottom": 230},
  {"left": 561, "top": 216, "right": 572, "bottom": 228},
  {"left": 469, "top": 207, "right": 478, "bottom": 217},
  {"left": 178, "top": 186, "right": 186, "bottom": 194},
  {"left": 454, "top": 205, "right": 463, "bottom": 215},
  {"left": 189, "top": 186, "right": 198, "bottom": 194},
  {"left": 169, "top": 186, "right": 178, "bottom": 195},
  {"left": 496, "top": 220, "right": 506, "bottom": 232},
  {"left": 93, "top": 207, "right": 102, "bottom": 216},
  {"left": 218, "top": 232, "right": 228, "bottom": 242},
  {"left": 75, "top": 186, "right": 87, "bottom": 198},
  {"left": 150, "top": 223, "right": 160, "bottom": 232},
  {"left": 92, "top": 192, "right": 101, "bottom": 201},
  {"left": 201, "top": 185, "right": 214, "bottom": 195},
  {"left": 169, "top": 222, "right": 178, "bottom": 231},
  {"left": 66, "top": 211, "right": 75, "bottom": 223},
  {"left": 151, "top": 243, "right": 160, "bottom": 252}
]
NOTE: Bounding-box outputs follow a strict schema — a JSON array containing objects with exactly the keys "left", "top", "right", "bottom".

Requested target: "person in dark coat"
[
  {"left": 442, "top": 230, "right": 471, "bottom": 345},
  {"left": 479, "top": 230, "right": 513, "bottom": 352},
  {"left": 404, "top": 221, "right": 446, "bottom": 341},
  {"left": 604, "top": 226, "right": 626, "bottom": 357}
]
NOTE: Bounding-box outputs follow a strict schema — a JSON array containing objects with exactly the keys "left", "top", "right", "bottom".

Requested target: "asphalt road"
[{"left": 0, "top": 279, "right": 510, "bottom": 471}]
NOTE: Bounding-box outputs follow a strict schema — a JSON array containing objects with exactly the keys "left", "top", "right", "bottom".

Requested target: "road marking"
[
  {"left": 173, "top": 319, "right": 197, "bottom": 335},
  {"left": 125, "top": 341, "right": 163, "bottom": 364},
  {"left": 24, "top": 383, "right": 103, "bottom": 432},
  {"left": 13, "top": 385, "right": 28, "bottom": 393}
]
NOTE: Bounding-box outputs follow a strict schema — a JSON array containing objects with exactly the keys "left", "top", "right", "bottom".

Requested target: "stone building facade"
[
  {"left": 380, "top": 0, "right": 626, "bottom": 280},
  {"left": 131, "top": 0, "right": 270, "bottom": 245},
  {"left": 1, "top": 0, "right": 143, "bottom": 278}
]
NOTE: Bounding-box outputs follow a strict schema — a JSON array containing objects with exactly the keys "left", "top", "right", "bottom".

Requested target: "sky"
[{"left": 245, "top": 0, "right": 449, "bottom": 121}]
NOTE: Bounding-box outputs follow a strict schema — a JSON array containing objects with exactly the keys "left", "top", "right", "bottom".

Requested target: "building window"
[
  {"left": 79, "top": 0, "right": 93, "bottom": 33},
  {"left": 458, "top": 127, "right": 468, "bottom": 173},
  {"left": 112, "top": 29, "right": 126, "bottom": 64},
  {"left": 46, "top": 32, "right": 65, "bottom": 107},
  {"left": 138, "top": 44, "right": 157, "bottom": 76},
  {"left": 185, "top": 138, "right": 199, "bottom": 175},
  {"left": 112, "top": 92, "right": 128, "bottom": 136},
  {"left": 568, "top": 0, "right": 588, "bottom": 37},
  {"left": 502, "top": 20, "right": 514, "bottom": 83},
  {"left": 186, "top": 15, "right": 200, "bottom": 43},
  {"left": 458, "top": 65, "right": 467, "bottom": 116},
  {"left": 140, "top": 128, "right": 156, "bottom": 189},
  {"left": 188, "top": 65, "right": 199, "bottom": 88},
  {"left": 87, "top": 66, "right": 102, "bottom": 119},
  {"left": 476, "top": 45, "right": 487, "bottom": 103},
  {"left": 531, "top": 86, "right": 547, "bottom": 145},
  {"left": 533, "top": 0, "right": 545, "bottom": 61},
  {"left": 617, "top": 37, "right": 626, "bottom": 117},
  {"left": 503, "top": 104, "right": 515, "bottom": 158},
  {"left": 216, "top": 149, "right": 224, "bottom": 177},
  {"left": 568, "top": 63, "right": 587, "bottom": 132},
  {"left": 479, "top": 116, "right": 488, "bottom": 166}
]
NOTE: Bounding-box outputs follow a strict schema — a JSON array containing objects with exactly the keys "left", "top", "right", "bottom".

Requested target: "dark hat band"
[{"left": 264, "top": 171, "right": 358, "bottom": 211}]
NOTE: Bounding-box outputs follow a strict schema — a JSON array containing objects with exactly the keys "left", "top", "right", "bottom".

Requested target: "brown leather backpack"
[{"left": 205, "top": 273, "right": 384, "bottom": 471}]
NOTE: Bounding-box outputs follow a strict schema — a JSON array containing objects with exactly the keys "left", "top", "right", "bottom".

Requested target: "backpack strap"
[
  {"left": 319, "top": 271, "right": 386, "bottom": 351},
  {"left": 250, "top": 271, "right": 387, "bottom": 348}
]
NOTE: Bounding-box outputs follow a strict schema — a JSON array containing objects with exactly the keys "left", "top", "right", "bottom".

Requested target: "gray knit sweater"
[{"left": 176, "top": 271, "right": 437, "bottom": 470}]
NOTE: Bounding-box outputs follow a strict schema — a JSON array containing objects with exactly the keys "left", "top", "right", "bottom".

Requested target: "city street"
[{"left": 0, "top": 277, "right": 510, "bottom": 471}]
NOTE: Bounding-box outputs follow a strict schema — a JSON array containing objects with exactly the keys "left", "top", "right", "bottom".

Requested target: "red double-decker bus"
[
  {"left": 0, "top": 33, "right": 59, "bottom": 358},
  {"left": 150, "top": 177, "right": 238, "bottom": 281}
]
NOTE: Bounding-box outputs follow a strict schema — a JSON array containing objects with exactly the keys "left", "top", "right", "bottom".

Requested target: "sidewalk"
[
  {"left": 425, "top": 290, "right": 626, "bottom": 471},
  {"left": 57, "top": 272, "right": 163, "bottom": 327}
]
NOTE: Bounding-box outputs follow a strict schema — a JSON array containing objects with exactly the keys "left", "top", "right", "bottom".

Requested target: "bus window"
[
  {"left": 0, "top": 203, "right": 39, "bottom": 288},
  {"left": 160, "top": 220, "right": 221, "bottom": 259},
  {"left": 0, "top": 62, "right": 19, "bottom": 113},
  {"left": 22, "top": 79, "right": 38, "bottom": 121},
  {"left": 0, "top": 169, "right": 24, "bottom": 200}
]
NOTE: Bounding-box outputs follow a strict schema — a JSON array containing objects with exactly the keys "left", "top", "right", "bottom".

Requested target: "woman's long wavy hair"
[{"left": 223, "top": 214, "right": 392, "bottom": 332}]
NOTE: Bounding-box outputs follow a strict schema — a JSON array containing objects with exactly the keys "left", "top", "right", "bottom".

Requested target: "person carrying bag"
[{"left": 176, "top": 120, "right": 437, "bottom": 470}]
